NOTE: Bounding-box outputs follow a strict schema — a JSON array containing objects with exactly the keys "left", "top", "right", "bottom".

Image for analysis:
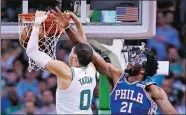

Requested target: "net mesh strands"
[{"left": 18, "top": 13, "right": 63, "bottom": 72}]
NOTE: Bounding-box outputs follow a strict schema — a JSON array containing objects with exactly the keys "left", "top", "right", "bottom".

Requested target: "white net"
[{"left": 18, "top": 14, "right": 63, "bottom": 72}]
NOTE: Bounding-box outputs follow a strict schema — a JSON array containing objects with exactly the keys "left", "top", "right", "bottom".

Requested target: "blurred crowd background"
[{"left": 1, "top": 0, "right": 185, "bottom": 115}]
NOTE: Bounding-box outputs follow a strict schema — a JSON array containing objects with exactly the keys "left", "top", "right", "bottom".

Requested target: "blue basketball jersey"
[{"left": 110, "top": 73, "right": 158, "bottom": 115}]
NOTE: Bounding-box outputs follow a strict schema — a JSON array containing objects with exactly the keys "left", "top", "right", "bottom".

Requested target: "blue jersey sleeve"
[{"left": 144, "top": 75, "right": 164, "bottom": 86}]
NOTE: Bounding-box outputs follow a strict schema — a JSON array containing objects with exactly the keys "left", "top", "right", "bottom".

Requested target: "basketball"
[
  {"left": 20, "top": 26, "right": 44, "bottom": 40},
  {"left": 20, "top": 26, "right": 44, "bottom": 49},
  {"left": 19, "top": 17, "right": 63, "bottom": 49}
]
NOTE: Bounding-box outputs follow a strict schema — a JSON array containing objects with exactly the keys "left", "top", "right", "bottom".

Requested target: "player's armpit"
[
  {"left": 107, "top": 63, "right": 122, "bottom": 84},
  {"left": 148, "top": 85, "right": 178, "bottom": 114},
  {"left": 45, "top": 60, "right": 72, "bottom": 80}
]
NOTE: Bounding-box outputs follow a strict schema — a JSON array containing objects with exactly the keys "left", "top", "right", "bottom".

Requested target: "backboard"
[
  {"left": 83, "top": 0, "right": 157, "bottom": 39},
  {"left": 1, "top": 0, "right": 156, "bottom": 39}
]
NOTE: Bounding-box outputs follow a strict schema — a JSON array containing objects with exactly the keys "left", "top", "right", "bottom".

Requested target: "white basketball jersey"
[{"left": 56, "top": 64, "right": 96, "bottom": 114}]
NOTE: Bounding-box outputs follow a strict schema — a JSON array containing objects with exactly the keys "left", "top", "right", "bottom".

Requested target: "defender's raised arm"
[{"left": 50, "top": 7, "right": 122, "bottom": 83}]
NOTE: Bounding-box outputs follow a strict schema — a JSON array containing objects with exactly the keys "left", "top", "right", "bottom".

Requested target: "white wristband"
[{"left": 64, "top": 24, "right": 71, "bottom": 30}]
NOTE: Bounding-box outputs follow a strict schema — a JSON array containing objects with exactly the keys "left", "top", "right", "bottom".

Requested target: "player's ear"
[
  {"left": 73, "top": 54, "right": 78, "bottom": 62},
  {"left": 140, "top": 68, "right": 145, "bottom": 74}
]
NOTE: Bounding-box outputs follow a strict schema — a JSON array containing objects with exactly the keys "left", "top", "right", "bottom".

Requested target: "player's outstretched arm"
[
  {"left": 50, "top": 7, "right": 122, "bottom": 82},
  {"left": 148, "top": 85, "right": 178, "bottom": 114},
  {"left": 69, "top": 12, "right": 122, "bottom": 82},
  {"left": 26, "top": 11, "right": 71, "bottom": 80}
]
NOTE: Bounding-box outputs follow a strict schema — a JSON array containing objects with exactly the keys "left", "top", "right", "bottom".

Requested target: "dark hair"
[
  {"left": 166, "top": 44, "right": 176, "bottom": 52},
  {"left": 74, "top": 43, "right": 93, "bottom": 66},
  {"left": 143, "top": 51, "right": 158, "bottom": 77},
  {"left": 163, "top": 10, "right": 174, "bottom": 17}
]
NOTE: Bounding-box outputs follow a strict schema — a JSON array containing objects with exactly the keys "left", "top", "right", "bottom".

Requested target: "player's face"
[
  {"left": 125, "top": 63, "right": 140, "bottom": 76},
  {"left": 125, "top": 54, "right": 147, "bottom": 76}
]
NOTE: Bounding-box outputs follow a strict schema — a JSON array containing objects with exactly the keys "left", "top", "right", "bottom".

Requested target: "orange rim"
[
  {"left": 18, "top": 13, "right": 35, "bottom": 17},
  {"left": 18, "top": 13, "right": 35, "bottom": 21},
  {"left": 19, "top": 13, "right": 55, "bottom": 25}
]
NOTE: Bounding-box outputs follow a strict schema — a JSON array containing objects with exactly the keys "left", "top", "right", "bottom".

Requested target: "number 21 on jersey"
[{"left": 120, "top": 101, "right": 133, "bottom": 113}]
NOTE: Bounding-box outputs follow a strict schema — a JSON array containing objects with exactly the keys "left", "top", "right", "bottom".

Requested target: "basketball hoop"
[{"left": 18, "top": 13, "right": 63, "bottom": 72}]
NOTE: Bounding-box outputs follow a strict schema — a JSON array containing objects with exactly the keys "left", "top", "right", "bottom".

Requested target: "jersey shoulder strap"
[
  {"left": 71, "top": 67, "right": 75, "bottom": 80},
  {"left": 143, "top": 77, "right": 157, "bottom": 87},
  {"left": 119, "top": 72, "right": 129, "bottom": 83}
]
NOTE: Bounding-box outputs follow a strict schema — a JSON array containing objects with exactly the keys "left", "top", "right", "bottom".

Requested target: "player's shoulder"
[
  {"left": 47, "top": 60, "right": 72, "bottom": 78},
  {"left": 48, "top": 60, "right": 71, "bottom": 71},
  {"left": 147, "top": 84, "right": 167, "bottom": 100},
  {"left": 49, "top": 59, "right": 69, "bottom": 66},
  {"left": 143, "top": 77, "right": 156, "bottom": 86},
  {"left": 89, "top": 62, "right": 96, "bottom": 71}
]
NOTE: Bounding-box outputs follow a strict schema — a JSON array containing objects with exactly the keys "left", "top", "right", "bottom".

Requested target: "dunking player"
[
  {"left": 51, "top": 7, "right": 178, "bottom": 114},
  {"left": 26, "top": 11, "right": 97, "bottom": 114}
]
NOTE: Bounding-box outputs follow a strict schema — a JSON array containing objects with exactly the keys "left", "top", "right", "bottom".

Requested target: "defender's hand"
[
  {"left": 50, "top": 7, "right": 70, "bottom": 28},
  {"left": 69, "top": 12, "right": 86, "bottom": 40},
  {"left": 69, "top": 12, "right": 80, "bottom": 24},
  {"left": 35, "top": 10, "right": 49, "bottom": 25}
]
